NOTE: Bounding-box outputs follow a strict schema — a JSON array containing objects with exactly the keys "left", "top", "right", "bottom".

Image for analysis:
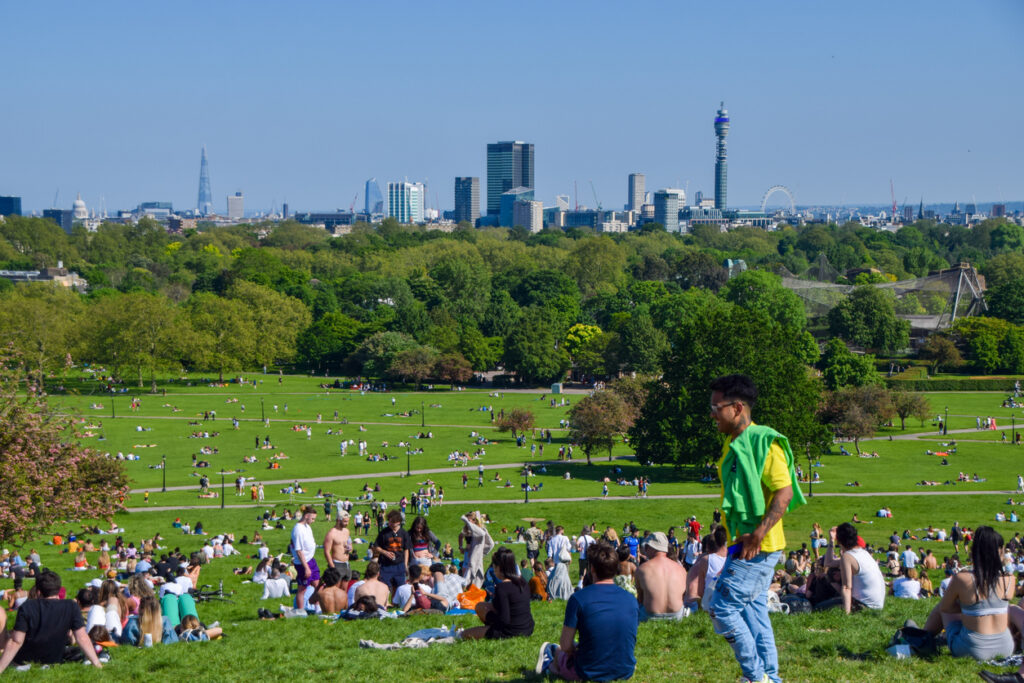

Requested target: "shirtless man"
[
  {"left": 353, "top": 561, "right": 391, "bottom": 608},
  {"left": 635, "top": 531, "right": 688, "bottom": 620},
  {"left": 310, "top": 567, "right": 348, "bottom": 615},
  {"left": 323, "top": 511, "right": 353, "bottom": 582}
]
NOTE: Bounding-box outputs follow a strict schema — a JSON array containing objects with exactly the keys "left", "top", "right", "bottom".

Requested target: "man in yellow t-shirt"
[{"left": 707, "top": 374, "right": 798, "bottom": 683}]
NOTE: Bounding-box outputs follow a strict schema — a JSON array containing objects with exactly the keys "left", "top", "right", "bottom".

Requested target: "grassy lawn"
[{"left": 8, "top": 376, "right": 1024, "bottom": 680}]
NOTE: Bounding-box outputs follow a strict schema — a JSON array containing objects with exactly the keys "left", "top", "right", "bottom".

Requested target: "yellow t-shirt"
[{"left": 718, "top": 434, "right": 791, "bottom": 553}]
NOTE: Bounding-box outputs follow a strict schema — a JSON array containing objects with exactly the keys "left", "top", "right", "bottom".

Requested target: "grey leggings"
[{"left": 945, "top": 621, "right": 1014, "bottom": 660}]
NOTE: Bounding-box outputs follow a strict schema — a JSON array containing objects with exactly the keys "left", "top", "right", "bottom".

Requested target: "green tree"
[
  {"left": 828, "top": 286, "right": 910, "bottom": 353},
  {"left": 296, "top": 312, "right": 364, "bottom": 373},
  {"left": 503, "top": 310, "right": 571, "bottom": 385},
  {"left": 563, "top": 236, "right": 627, "bottom": 298},
  {"left": 563, "top": 323, "right": 603, "bottom": 362},
  {"left": 347, "top": 331, "right": 419, "bottom": 379},
  {"left": 720, "top": 270, "right": 806, "bottom": 334},
  {"left": 818, "top": 338, "right": 879, "bottom": 390},
  {"left": 665, "top": 249, "right": 727, "bottom": 291},
  {"left": 0, "top": 283, "right": 83, "bottom": 380},
  {"left": 919, "top": 334, "right": 962, "bottom": 374},
  {"left": 819, "top": 385, "right": 894, "bottom": 454},
  {"left": 434, "top": 352, "right": 474, "bottom": 386},
  {"left": 891, "top": 391, "right": 931, "bottom": 430},
  {"left": 185, "top": 293, "right": 257, "bottom": 380},
  {"left": 630, "top": 290, "right": 827, "bottom": 469},
  {"left": 495, "top": 407, "right": 535, "bottom": 442},
  {"left": 986, "top": 277, "right": 1024, "bottom": 325},
  {"left": 225, "top": 280, "right": 312, "bottom": 368},
  {"left": 610, "top": 309, "right": 668, "bottom": 375},
  {"left": 387, "top": 346, "right": 438, "bottom": 386},
  {"left": 568, "top": 390, "right": 633, "bottom": 464}
]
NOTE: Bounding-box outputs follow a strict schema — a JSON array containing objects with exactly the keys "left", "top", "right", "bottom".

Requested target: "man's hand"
[
  {"left": 735, "top": 531, "right": 764, "bottom": 560},
  {"left": 382, "top": 550, "right": 395, "bottom": 560}
]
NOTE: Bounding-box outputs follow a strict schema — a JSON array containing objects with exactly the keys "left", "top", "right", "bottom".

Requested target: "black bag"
[
  {"left": 780, "top": 594, "right": 812, "bottom": 614},
  {"left": 889, "top": 626, "right": 937, "bottom": 657}
]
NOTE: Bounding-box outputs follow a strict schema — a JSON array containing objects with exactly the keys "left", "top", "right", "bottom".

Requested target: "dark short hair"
[
  {"left": 408, "top": 564, "right": 423, "bottom": 580},
  {"left": 709, "top": 374, "right": 758, "bottom": 407},
  {"left": 36, "top": 570, "right": 62, "bottom": 598},
  {"left": 588, "top": 543, "right": 618, "bottom": 581},
  {"left": 365, "top": 561, "right": 380, "bottom": 579},
  {"left": 387, "top": 510, "right": 403, "bottom": 524},
  {"left": 321, "top": 567, "right": 342, "bottom": 587},
  {"left": 429, "top": 563, "right": 445, "bottom": 575},
  {"left": 835, "top": 523, "right": 858, "bottom": 549}
]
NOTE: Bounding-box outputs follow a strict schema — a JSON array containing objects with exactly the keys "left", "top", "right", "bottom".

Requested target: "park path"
[
  {"left": 127, "top": 458, "right": 619, "bottom": 495},
  {"left": 127, "top": 488, "right": 1021, "bottom": 513}
]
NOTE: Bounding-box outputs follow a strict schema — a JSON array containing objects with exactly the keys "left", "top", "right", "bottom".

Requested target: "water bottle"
[{"left": 143, "top": 633, "right": 153, "bottom": 647}]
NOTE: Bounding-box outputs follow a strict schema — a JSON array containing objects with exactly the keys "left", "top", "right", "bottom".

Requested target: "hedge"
[{"left": 884, "top": 378, "right": 1023, "bottom": 391}]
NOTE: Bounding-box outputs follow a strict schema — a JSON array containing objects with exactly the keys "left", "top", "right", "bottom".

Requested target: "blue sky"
[{"left": 2, "top": 1, "right": 1022, "bottom": 214}]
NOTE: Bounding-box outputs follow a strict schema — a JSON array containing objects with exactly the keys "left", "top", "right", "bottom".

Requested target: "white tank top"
[
  {"left": 701, "top": 553, "right": 727, "bottom": 611},
  {"left": 848, "top": 546, "right": 885, "bottom": 609}
]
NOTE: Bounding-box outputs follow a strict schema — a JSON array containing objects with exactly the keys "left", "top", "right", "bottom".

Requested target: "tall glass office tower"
[
  {"left": 486, "top": 141, "right": 534, "bottom": 216},
  {"left": 714, "top": 103, "right": 730, "bottom": 210},
  {"left": 197, "top": 146, "right": 213, "bottom": 216},
  {"left": 364, "top": 178, "right": 384, "bottom": 214},
  {"left": 454, "top": 177, "right": 479, "bottom": 224}
]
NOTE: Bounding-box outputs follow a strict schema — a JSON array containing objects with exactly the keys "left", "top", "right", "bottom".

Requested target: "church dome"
[{"left": 72, "top": 193, "right": 88, "bottom": 220}]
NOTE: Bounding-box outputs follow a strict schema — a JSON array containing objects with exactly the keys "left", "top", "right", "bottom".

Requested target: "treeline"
[{"left": 1, "top": 215, "right": 1024, "bottom": 386}]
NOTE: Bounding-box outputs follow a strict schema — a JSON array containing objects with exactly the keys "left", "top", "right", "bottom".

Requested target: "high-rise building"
[
  {"left": 500, "top": 187, "right": 534, "bottom": 228},
  {"left": 388, "top": 182, "right": 425, "bottom": 224},
  {"left": 227, "top": 192, "right": 244, "bottom": 219},
  {"left": 992, "top": 204, "right": 1007, "bottom": 218},
  {"left": 454, "top": 177, "right": 480, "bottom": 224},
  {"left": 282, "top": 202, "right": 289, "bottom": 219},
  {"left": 486, "top": 141, "right": 534, "bottom": 216},
  {"left": 628, "top": 173, "right": 645, "bottom": 212},
  {"left": 364, "top": 179, "right": 384, "bottom": 214},
  {"left": 654, "top": 189, "right": 685, "bottom": 233},
  {"left": 197, "top": 145, "right": 213, "bottom": 216},
  {"left": 902, "top": 206, "right": 915, "bottom": 223},
  {"left": 43, "top": 209, "right": 73, "bottom": 233},
  {"left": 0, "top": 196, "right": 22, "bottom": 216},
  {"left": 714, "top": 102, "right": 730, "bottom": 210},
  {"left": 513, "top": 199, "right": 543, "bottom": 233}
]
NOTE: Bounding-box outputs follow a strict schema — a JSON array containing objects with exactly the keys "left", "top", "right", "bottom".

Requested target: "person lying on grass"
[{"left": 460, "top": 548, "right": 533, "bottom": 640}]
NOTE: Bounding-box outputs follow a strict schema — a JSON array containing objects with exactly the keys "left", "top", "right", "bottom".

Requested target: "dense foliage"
[{"left": 1, "top": 214, "right": 1023, "bottom": 385}]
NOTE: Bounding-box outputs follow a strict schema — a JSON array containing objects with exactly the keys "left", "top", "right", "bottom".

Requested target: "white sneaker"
[{"left": 535, "top": 641, "right": 556, "bottom": 674}]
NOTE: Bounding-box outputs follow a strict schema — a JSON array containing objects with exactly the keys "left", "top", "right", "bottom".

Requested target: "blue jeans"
[{"left": 708, "top": 551, "right": 782, "bottom": 683}]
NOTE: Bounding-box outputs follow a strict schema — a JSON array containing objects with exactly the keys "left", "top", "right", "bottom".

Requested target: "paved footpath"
[{"left": 128, "top": 488, "right": 1019, "bottom": 513}]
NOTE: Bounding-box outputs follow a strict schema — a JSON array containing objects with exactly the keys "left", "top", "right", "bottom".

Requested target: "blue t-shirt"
[
  {"left": 564, "top": 583, "right": 639, "bottom": 681},
  {"left": 623, "top": 535, "right": 640, "bottom": 559}
]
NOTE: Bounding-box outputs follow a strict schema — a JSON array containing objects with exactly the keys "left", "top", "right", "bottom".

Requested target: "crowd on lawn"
[{"left": 8, "top": 374, "right": 1024, "bottom": 681}]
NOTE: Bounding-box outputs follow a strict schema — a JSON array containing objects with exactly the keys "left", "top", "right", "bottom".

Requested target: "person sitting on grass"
[
  {"left": 529, "top": 561, "right": 549, "bottom": 602},
  {"left": 261, "top": 568, "right": 290, "bottom": 600},
  {"left": 398, "top": 566, "right": 449, "bottom": 615},
  {"left": 536, "top": 543, "right": 639, "bottom": 681},
  {"left": 924, "top": 525, "right": 1016, "bottom": 662},
  {"left": 820, "top": 522, "right": 886, "bottom": 613},
  {"left": 309, "top": 567, "right": 348, "bottom": 615},
  {"left": 120, "top": 595, "right": 178, "bottom": 645},
  {"left": 0, "top": 571, "right": 103, "bottom": 673},
  {"left": 635, "top": 531, "right": 687, "bottom": 621},
  {"left": 460, "top": 547, "right": 533, "bottom": 639},
  {"left": 353, "top": 561, "right": 391, "bottom": 608}
]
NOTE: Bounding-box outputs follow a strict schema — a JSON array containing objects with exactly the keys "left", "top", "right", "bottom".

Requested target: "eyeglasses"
[{"left": 710, "top": 401, "right": 740, "bottom": 414}]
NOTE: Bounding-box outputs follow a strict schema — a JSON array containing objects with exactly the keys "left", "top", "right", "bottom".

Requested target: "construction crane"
[
  {"left": 349, "top": 193, "right": 358, "bottom": 213},
  {"left": 589, "top": 180, "right": 602, "bottom": 211},
  {"left": 574, "top": 180, "right": 578, "bottom": 211}
]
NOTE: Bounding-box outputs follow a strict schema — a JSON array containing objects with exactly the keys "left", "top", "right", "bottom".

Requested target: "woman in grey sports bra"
[{"left": 923, "top": 526, "right": 1015, "bottom": 660}]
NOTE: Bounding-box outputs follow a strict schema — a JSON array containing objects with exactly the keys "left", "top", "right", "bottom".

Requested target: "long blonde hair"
[
  {"left": 137, "top": 596, "right": 163, "bottom": 645},
  {"left": 99, "top": 580, "right": 128, "bottom": 619}
]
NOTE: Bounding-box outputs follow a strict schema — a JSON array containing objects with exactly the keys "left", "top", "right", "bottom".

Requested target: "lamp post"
[
  {"left": 406, "top": 449, "right": 411, "bottom": 477},
  {"left": 421, "top": 401, "right": 425, "bottom": 429},
  {"left": 944, "top": 406, "right": 949, "bottom": 436},
  {"left": 261, "top": 397, "right": 265, "bottom": 423},
  {"left": 161, "top": 454, "right": 167, "bottom": 493},
  {"left": 523, "top": 467, "right": 530, "bottom": 504},
  {"left": 1013, "top": 414, "right": 1016, "bottom": 445},
  {"left": 220, "top": 471, "right": 226, "bottom": 510},
  {"left": 111, "top": 393, "right": 115, "bottom": 420},
  {"left": 805, "top": 446, "right": 813, "bottom": 497}
]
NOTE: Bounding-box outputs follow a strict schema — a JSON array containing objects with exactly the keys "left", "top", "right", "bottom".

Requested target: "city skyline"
[{"left": 1, "top": 1, "right": 1022, "bottom": 214}]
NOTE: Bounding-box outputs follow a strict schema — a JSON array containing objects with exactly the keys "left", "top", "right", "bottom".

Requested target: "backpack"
[{"left": 413, "top": 589, "right": 431, "bottom": 611}]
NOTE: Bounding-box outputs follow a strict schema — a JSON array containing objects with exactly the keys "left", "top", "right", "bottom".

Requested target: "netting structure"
[{"left": 777, "top": 260, "right": 987, "bottom": 332}]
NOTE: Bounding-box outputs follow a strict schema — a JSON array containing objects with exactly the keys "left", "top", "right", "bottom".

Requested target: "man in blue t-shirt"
[
  {"left": 623, "top": 529, "right": 640, "bottom": 560},
  {"left": 536, "top": 543, "right": 640, "bottom": 681}
]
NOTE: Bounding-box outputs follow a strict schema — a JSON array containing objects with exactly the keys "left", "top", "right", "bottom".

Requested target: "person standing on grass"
[
  {"left": 372, "top": 510, "right": 411, "bottom": 598},
  {"left": 636, "top": 531, "right": 688, "bottom": 620},
  {"left": 323, "top": 511, "right": 353, "bottom": 583},
  {"left": 290, "top": 505, "right": 319, "bottom": 611},
  {"left": 707, "top": 374, "right": 805, "bottom": 683},
  {"left": 536, "top": 543, "right": 639, "bottom": 681}
]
